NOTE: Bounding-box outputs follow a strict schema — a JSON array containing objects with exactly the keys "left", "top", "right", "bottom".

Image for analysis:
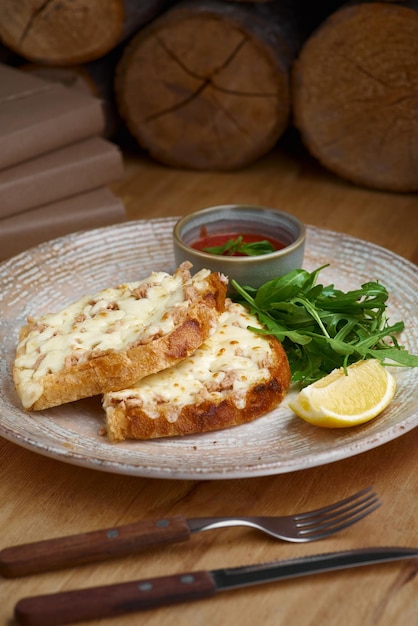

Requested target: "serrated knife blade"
[{"left": 15, "top": 547, "right": 418, "bottom": 626}]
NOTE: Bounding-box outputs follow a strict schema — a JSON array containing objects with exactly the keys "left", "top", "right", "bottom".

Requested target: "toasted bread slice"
[
  {"left": 103, "top": 300, "right": 291, "bottom": 441},
  {"left": 13, "top": 263, "right": 227, "bottom": 411}
]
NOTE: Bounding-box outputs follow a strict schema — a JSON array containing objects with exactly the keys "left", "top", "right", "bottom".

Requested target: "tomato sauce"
[{"left": 191, "top": 231, "right": 285, "bottom": 256}]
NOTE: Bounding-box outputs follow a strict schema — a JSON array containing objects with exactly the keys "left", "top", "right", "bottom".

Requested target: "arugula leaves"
[
  {"left": 231, "top": 265, "right": 418, "bottom": 387},
  {"left": 203, "top": 235, "right": 275, "bottom": 256}
]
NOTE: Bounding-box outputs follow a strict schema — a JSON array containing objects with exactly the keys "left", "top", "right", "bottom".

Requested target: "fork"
[{"left": 0, "top": 486, "right": 379, "bottom": 578}]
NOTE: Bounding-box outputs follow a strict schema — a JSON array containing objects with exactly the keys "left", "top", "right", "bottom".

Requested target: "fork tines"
[{"left": 295, "top": 486, "right": 381, "bottom": 540}]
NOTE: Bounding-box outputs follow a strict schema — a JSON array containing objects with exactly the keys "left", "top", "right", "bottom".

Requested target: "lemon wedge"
[{"left": 289, "top": 359, "right": 396, "bottom": 428}]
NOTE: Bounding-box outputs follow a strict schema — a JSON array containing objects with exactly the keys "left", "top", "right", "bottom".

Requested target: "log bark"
[
  {"left": 0, "top": 0, "right": 175, "bottom": 66},
  {"left": 115, "top": 0, "right": 312, "bottom": 170},
  {"left": 292, "top": 0, "right": 418, "bottom": 192}
]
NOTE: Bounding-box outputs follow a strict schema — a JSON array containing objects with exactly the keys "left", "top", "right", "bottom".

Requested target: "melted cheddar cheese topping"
[
  {"left": 14, "top": 268, "right": 212, "bottom": 409},
  {"left": 104, "top": 301, "right": 274, "bottom": 422}
]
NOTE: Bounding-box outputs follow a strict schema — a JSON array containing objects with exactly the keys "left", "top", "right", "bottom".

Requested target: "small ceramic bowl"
[{"left": 173, "top": 204, "right": 306, "bottom": 289}]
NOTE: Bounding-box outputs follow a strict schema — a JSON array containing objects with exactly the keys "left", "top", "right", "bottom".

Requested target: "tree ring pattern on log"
[
  {"left": 292, "top": 3, "right": 418, "bottom": 192},
  {"left": 0, "top": 0, "right": 124, "bottom": 65},
  {"left": 115, "top": 7, "right": 292, "bottom": 170}
]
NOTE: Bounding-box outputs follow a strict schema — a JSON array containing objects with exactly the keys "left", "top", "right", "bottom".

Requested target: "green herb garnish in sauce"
[{"left": 204, "top": 236, "right": 275, "bottom": 257}]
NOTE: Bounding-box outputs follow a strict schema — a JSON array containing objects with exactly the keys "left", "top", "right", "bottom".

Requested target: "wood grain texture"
[
  {"left": 15, "top": 570, "right": 216, "bottom": 625},
  {"left": 115, "top": 0, "right": 309, "bottom": 169},
  {"left": 0, "top": 0, "right": 173, "bottom": 65},
  {"left": 292, "top": 1, "right": 418, "bottom": 192},
  {"left": 1, "top": 138, "right": 417, "bottom": 626},
  {"left": 0, "top": 516, "right": 191, "bottom": 578}
]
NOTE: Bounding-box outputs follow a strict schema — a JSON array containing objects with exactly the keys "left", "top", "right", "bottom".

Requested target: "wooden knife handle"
[
  {"left": 0, "top": 516, "right": 191, "bottom": 577},
  {"left": 14, "top": 570, "right": 217, "bottom": 625}
]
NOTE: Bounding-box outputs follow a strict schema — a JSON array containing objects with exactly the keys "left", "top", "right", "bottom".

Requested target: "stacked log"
[
  {"left": 115, "top": 0, "right": 312, "bottom": 170},
  {"left": 292, "top": 0, "right": 418, "bottom": 192},
  {"left": 0, "top": 0, "right": 175, "bottom": 65},
  {"left": 0, "top": 0, "right": 417, "bottom": 191}
]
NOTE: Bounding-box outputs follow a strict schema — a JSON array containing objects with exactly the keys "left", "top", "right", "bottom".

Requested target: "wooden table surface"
[{"left": 1, "top": 138, "right": 418, "bottom": 625}]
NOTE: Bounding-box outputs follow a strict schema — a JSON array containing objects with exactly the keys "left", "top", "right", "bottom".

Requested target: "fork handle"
[{"left": 0, "top": 516, "right": 191, "bottom": 578}]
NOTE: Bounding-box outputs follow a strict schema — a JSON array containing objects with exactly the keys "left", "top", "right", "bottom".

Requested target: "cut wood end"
[
  {"left": 115, "top": 6, "right": 293, "bottom": 170},
  {"left": 292, "top": 2, "right": 418, "bottom": 192},
  {"left": 0, "top": 0, "right": 124, "bottom": 65}
]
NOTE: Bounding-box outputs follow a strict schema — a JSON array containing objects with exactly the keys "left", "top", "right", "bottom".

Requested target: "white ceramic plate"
[{"left": 1, "top": 218, "right": 417, "bottom": 479}]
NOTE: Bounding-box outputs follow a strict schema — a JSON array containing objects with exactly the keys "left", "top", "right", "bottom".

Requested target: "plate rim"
[{"left": 1, "top": 217, "right": 417, "bottom": 480}]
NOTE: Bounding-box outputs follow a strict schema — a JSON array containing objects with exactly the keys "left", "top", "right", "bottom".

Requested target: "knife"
[{"left": 14, "top": 547, "right": 418, "bottom": 626}]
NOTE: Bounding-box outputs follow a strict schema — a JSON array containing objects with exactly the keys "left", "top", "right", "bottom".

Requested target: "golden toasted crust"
[
  {"left": 104, "top": 306, "right": 291, "bottom": 442},
  {"left": 13, "top": 267, "right": 227, "bottom": 411}
]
